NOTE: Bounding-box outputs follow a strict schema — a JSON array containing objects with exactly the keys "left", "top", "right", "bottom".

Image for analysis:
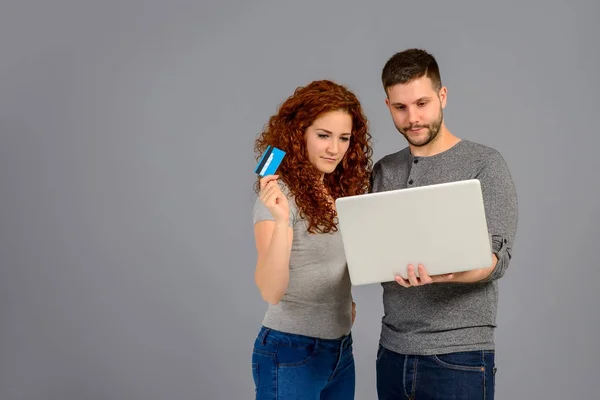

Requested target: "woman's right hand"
[{"left": 259, "top": 175, "right": 290, "bottom": 223}]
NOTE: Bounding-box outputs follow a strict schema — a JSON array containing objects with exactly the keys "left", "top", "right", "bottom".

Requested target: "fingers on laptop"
[{"left": 395, "top": 264, "right": 451, "bottom": 287}]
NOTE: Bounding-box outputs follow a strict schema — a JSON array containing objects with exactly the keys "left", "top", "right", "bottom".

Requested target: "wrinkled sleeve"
[{"left": 476, "top": 151, "right": 519, "bottom": 282}]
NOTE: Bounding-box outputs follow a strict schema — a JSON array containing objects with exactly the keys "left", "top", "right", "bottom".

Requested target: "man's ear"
[{"left": 439, "top": 86, "right": 447, "bottom": 108}]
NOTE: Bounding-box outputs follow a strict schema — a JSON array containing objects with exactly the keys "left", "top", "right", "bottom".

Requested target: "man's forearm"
[{"left": 446, "top": 253, "right": 498, "bottom": 283}]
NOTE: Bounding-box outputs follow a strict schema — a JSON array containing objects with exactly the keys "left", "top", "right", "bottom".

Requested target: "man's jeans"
[
  {"left": 376, "top": 344, "right": 496, "bottom": 400},
  {"left": 251, "top": 326, "right": 355, "bottom": 399}
]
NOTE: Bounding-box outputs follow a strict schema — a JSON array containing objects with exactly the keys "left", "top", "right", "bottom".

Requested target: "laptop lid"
[{"left": 334, "top": 179, "right": 493, "bottom": 285}]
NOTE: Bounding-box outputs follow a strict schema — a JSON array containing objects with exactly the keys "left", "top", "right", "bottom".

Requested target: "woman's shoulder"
[{"left": 252, "top": 178, "right": 299, "bottom": 225}]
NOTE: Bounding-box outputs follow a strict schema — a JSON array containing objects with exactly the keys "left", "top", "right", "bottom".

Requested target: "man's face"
[{"left": 385, "top": 76, "right": 447, "bottom": 147}]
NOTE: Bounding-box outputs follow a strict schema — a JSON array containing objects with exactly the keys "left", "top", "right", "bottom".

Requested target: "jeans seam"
[
  {"left": 252, "top": 362, "right": 259, "bottom": 395},
  {"left": 402, "top": 356, "right": 411, "bottom": 399},
  {"left": 253, "top": 348, "right": 276, "bottom": 357},
  {"left": 268, "top": 343, "right": 317, "bottom": 349},
  {"left": 328, "top": 343, "right": 343, "bottom": 383},
  {"left": 482, "top": 351, "right": 486, "bottom": 400},
  {"left": 410, "top": 357, "right": 418, "bottom": 399},
  {"left": 275, "top": 361, "right": 278, "bottom": 400}
]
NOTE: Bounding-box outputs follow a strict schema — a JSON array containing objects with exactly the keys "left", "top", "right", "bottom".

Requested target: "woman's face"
[{"left": 304, "top": 110, "right": 353, "bottom": 176}]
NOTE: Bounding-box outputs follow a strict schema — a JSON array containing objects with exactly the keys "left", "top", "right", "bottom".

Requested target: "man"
[{"left": 371, "top": 48, "right": 518, "bottom": 399}]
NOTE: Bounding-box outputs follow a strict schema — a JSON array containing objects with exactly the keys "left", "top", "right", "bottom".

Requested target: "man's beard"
[{"left": 398, "top": 106, "right": 443, "bottom": 147}]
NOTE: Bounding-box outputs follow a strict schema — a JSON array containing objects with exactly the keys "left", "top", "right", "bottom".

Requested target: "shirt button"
[
  {"left": 408, "top": 179, "right": 413, "bottom": 185},
  {"left": 413, "top": 159, "right": 419, "bottom": 164}
]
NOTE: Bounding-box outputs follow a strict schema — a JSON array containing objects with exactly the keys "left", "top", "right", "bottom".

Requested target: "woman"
[{"left": 251, "top": 79, "right": 373, "bottom": 399}]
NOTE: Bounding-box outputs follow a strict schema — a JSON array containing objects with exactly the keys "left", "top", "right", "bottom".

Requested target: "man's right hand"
[
  {"left": 394, "top": 264, "right": 454, "bottom": 287},
  {"left": 259, "top": 175, "right": 290, "bottom": 223}
]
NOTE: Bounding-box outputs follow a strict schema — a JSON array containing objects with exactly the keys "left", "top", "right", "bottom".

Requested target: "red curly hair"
[{"left": 254, "top": 80, "right": 373, "bottom": 234}]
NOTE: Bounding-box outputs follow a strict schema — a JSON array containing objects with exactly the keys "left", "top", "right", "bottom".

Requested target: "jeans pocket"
[
  {"left": 276, "top": 343, "right": 319, "bottom": 368},
  {"left": 432, "top": 351, "right": 486, "bottom": 372}
]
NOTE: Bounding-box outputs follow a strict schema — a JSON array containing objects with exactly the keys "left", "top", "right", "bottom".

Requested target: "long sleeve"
[{"left": 476, "top": 151, "right": 519, "bottom": 282}]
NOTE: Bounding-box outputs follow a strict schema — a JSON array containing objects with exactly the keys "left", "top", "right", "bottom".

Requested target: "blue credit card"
[{"left": 254, "top": 145, "right": 286, "bottom": 176}]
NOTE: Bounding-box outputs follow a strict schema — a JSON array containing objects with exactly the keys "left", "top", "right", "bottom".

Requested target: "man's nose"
[{"left": 407, "top": 107, "right": 419, "bottom": 124}]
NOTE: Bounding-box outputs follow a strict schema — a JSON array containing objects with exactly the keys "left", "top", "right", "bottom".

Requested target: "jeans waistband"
[{"left": 258, "top": 326, "right": 352, "bottom": 350}]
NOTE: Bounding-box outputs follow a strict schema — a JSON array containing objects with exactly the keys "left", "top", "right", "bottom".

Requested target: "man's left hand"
[{"left": 395, "top": 256, "right": 498, "bottom": 287}]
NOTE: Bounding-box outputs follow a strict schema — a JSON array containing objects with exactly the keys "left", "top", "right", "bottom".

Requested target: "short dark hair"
[{"left": 381, "top": 48, "right": 442, "bottom": 93}]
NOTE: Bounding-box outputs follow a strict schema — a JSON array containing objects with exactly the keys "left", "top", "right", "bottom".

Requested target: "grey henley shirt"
[{"left": 370, "top": 139, "right": 518, "bottom": 355}]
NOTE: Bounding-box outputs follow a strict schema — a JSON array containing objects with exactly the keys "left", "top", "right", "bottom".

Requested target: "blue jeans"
[
  {"left": 251, "top": 326, "right": 355, "bottom": 399},
  {"left": 376, "top": 345, "right": 496, "bottom": 400}
]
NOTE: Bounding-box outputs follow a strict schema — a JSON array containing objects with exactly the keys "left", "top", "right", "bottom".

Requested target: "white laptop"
[{"left": 334, "top": 179, "right": 493, "bottom": 286}]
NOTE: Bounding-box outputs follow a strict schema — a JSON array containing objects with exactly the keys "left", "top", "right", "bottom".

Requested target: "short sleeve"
[{"left": 252, "top": 183, "right": 297, "bottom": 228}]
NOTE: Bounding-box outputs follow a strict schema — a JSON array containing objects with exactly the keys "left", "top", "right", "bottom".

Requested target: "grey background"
[{"left": 0, "top": 0, "right": 598, "bottom": 399}]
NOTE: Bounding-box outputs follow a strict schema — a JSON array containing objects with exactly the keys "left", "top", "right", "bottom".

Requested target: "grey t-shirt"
[
  {"left": 371, "top": 139, "right": 518, "bottom": 355},
  {"left": 252, "top": 183, "right": 353, "bottom": 339}
]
